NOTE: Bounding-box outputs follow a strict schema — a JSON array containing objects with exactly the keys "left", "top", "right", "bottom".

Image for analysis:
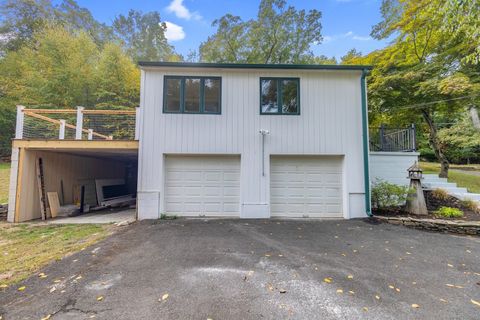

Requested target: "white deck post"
[
  {"left": 134, "top": 106, "right": 141, "bottom": 140},
  {"left": 15, "top": 105, "right": 25, "bottom": 139},
  {"left": 75, "top": 106, "right": 84, "bottom": 140},
  {"left": 59, "top": 120, "right": 66, "bottom": 139},
  {"left": 87, "top": 129, "right": 93, "bottom": 140}
]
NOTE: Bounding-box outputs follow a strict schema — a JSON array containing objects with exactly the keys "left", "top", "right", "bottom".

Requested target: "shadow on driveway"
[{"left": 1, "top": 219, "right": 479, "bottom": 319}]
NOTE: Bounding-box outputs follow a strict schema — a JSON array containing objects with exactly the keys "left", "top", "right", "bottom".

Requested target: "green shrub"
[
  {"left": 160, "top": 214, "right": 178, "bottom": 220},
  {"left": 435, "top": 206, "right": 464, "bottom": 218},
  {"left": 371, "top": 179, "right": 411, "bottom": 209}
]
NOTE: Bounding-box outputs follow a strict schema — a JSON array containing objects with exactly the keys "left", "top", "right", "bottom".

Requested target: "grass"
[
  {"left": 419, "top": 161, "right": 480, "bottom": 194},
  {"left": 0, "top": 162, "right": 10, "bottom": 204},
  {"left": 0, "top": 222, "right": 113, "bottom": 286}
]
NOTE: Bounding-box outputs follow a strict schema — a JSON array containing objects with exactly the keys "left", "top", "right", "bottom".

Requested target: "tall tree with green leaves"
[
  {"left": 112, "top": 10, "right": 178, "bottom": 62},
  {"left": 357, "top": 0, "right": 480, "bottom": 177},
  {"left": 0, "top": 0, "right": 112, "bottom": 53},
  {"left": 95, "top": 43, "right": 140, "bottom": 108},
  {"left": 199, "top": 0, "right": 322, "bottom": 64}
]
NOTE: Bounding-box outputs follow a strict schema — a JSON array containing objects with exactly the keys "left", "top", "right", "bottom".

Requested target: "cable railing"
[{"left": 15, "top": 106, "right": 140, "bottom": 141}]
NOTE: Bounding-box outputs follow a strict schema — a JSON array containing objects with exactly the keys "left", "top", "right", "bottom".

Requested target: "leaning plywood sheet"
[{"left": 47, "top": 192, "right": 60, "bottom": 218}]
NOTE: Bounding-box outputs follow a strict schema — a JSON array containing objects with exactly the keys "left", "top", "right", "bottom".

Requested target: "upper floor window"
[
  {"left": 260, "top": 78, "right": 300, "bottom": 115},
  {"left": 164, "top": 76, "right": 221, "bottom": 114}
]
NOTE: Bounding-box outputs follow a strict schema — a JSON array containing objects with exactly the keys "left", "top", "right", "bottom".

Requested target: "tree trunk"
[
  {"left": 469, "top": 105, "right": 480, "bottom": 130},
  {"left": 421, "top": 109, "right": 449, "bottom": 178}
]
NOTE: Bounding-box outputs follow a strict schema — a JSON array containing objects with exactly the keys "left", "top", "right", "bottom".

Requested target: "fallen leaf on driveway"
[
  {"left": 265, "top": 254, "right": 271, "bottom": 257},
  {"left": 161, "top": 293, "right": 169, "bottom": 301},
  {"left": 41, "top": 315, "right": 51, "bottom": 320},
  {"left": 349, "top": 290, "right": 355, "bottom": 295},
  {"left": 0, "top": 284, "right": 8, "bottom": 288},
  {"left": 471, "top": 299, "right": 480, "bottom": 307},
  {"left": 411, "top": 304, "right": 419, "bottom": 308},
  {"left": 96, "top": 296, "right": 103, "bottom": 301},
  {"left": 336, "top": 289, "right": 343, "bottom": 294},
  {"left": 388, "top": 285, "right": 394, "bottom": 289},
  {"left": 38, "top": 273, "right": 47, "bottom": 278},
  {"left": 18, "top": 286, "right": 25, "bottom": 291},
  {"left": 395, "top": 288, "right": 400, "bottom": 292},
  {"left": 440, "top": 298, "right": 448, "bottom": 303},
  {"left": 447, "top": 264, "right": 453, "bottom": 268},
  {"left": 375, "top": 295, "right": 380, "bottom": 300},
  {"left": 323, "top": 278, "right": 332, "bottom": 283},
  {"left": 362, "top": 307, "right": 368, "bottom": 312},
  {"left": 347, "top": 275, "right": 353, "bottom": 279},
  {"left": 49, "top": 287, "right": 56, "bottom": 293},
  {"left": 466, "top": 250, "right": 471, "bottom": 253}
]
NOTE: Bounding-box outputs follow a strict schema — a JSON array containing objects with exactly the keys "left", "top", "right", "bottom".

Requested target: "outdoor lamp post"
[{"left": 405, "top": 161, "right": 428, "bottom": 215}]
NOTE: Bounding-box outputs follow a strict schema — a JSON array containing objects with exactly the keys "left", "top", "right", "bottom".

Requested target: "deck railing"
[
  {"left": 15, "top": 106, "right": 140, "bottom": 141},
  {"left": 369, "top": 124, "right": 416, "bottom": 152}
]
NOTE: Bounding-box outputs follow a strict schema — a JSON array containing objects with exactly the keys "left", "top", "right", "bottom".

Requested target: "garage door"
[
  {"left": 165, "top": 155, "right": 240, "bottom": 216},
  {"left": 270, "top": 156, "right": 343, "bottom": 218}
]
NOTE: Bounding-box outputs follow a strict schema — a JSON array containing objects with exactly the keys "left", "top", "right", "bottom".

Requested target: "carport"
[{"left": 8, "top": 140, "right": 138, "bottom": 223}]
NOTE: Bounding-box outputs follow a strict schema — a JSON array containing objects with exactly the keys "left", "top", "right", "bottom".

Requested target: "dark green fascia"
[
  {"left": 361, "top": 69, "right": 372, "bottom": 217},
  {"left": 139, "top": 61, "right": 373, "bottom": 72}
]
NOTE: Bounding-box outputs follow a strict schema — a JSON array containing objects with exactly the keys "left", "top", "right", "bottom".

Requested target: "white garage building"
[{"left": 136, "top": 62, "right": 372, "bottom": 219}]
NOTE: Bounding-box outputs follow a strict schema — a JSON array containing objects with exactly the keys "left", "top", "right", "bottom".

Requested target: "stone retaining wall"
[{"left": 374, "top": 215, "right": 480, "bottom": 236}]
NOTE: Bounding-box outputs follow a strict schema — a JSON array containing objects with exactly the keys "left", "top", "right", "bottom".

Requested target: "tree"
[
  {"left": 363, "top": 0, "right": 480, "bottom": 177},
  {"left": 95, "top": 43, "right": 140, "bottom": 108},
  {"left": 0, "top": 0, "right": 55, "bottom": 53},
  {"left": 112, "top": 10, "right": 177, "bottom": 62},
  {"left": 0, "top": 0, "right": 113, "bottom": 53},
  {"left": 199, "top": 0, "right": 322, "bottom": 64},
  {"left": 341, "top": 49, "right": 362, "bottom": 65}
]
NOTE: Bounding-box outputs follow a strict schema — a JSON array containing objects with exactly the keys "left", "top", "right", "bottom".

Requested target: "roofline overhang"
[{"left": 138, "top": 61, "right": 373, "bottom": 72}]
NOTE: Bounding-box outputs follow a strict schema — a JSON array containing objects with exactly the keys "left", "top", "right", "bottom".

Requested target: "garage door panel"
[
  {"left": 270, "top": 156, "right": 343, "bottom": 218},
  {"left": 165, "top": 156, "right": 240, "bottom": 216}
]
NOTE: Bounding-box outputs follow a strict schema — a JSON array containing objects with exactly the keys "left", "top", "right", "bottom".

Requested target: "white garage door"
[
  {"left": 165, "top": 155, "right": 240, "bottom": 216},
  {"left": 270, "top": 156, "right": 343, "bottom": 218}
]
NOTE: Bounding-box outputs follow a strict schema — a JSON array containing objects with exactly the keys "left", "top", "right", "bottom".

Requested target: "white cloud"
[
  {"left": 321, "top": 31, "right": 371, "bottom": 44},
  {"left": 352, "top": 35, "right": 372, "bottom": 41},
  {"left": 166, "top": 0, "right": 201, "bottom": 21},
  {"left": 164, "top": 21, "right": 186, "bottom": 41}
]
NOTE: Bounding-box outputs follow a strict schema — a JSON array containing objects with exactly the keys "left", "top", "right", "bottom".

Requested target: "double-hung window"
[
  {"left": 260, "top": 78, "right": 300, "bottom": 115},
  {"left": 164, "top": 76, "right": 221, "bottom": 114}
]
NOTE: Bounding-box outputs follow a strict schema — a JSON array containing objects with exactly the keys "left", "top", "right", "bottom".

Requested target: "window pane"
[
  {"left": 281, "top": 80, "right": 298, "bottom": 114},
  {"left": 204, "top": 78, "right": 221, "bottom": 113},
  {"left": 165, "top": 78, "right": 181, "bottom": 112},
  {"left": 261, "top": 79, "right": 278, "bottom": 113},
  {"left": 184, "top": 78, "right": 201, "bottom": 112}
]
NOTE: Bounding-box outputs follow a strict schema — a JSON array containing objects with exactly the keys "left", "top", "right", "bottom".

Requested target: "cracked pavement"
[{"left": 1, "top": 219, "right": 479, "bottom": 319}]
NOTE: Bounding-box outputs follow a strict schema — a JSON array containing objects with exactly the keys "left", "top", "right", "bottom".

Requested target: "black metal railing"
[{"left": 369, "top": 124, "right": 416, "bottom": 152}]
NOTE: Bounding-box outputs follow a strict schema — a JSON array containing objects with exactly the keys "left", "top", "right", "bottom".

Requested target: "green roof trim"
[{"left": 138, "top": 61, "right": 372, "bottom": 71}]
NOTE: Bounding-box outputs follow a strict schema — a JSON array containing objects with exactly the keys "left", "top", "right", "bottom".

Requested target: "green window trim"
[
  {"left": 260, "top": 77, "right": 300, "bottom": 115},
  {"left": 163, "top": 76, "right": 222, "bottom": 114}
]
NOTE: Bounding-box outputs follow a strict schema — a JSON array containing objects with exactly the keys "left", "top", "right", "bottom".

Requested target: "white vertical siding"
[{"left": 138, "top": 67, "right": 367, "bottom": 219}]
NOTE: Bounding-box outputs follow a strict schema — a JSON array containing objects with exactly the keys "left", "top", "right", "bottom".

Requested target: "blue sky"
[{"left": 75, "top": 0, "right": 390, "bottom": 60}]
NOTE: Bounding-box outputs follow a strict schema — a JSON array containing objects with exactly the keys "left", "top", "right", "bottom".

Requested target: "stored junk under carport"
[{"left": 7, "top": 107, "right": 139, "bottom": 223}]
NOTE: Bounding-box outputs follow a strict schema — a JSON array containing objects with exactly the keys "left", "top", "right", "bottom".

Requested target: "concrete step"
[
  {"left": 453, "top": 193, "right": 480, "bottom": 201},
  {"left": 423, "top": 174, "right": 448, "bottom": 183},
  {"left": 423, "top": 182, "right": 459, "bottom": 189}
]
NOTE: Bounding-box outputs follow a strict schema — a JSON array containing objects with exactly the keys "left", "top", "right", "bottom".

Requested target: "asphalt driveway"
[{"left": 1, "top": 219, "right": 479, "bottom": 319}]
